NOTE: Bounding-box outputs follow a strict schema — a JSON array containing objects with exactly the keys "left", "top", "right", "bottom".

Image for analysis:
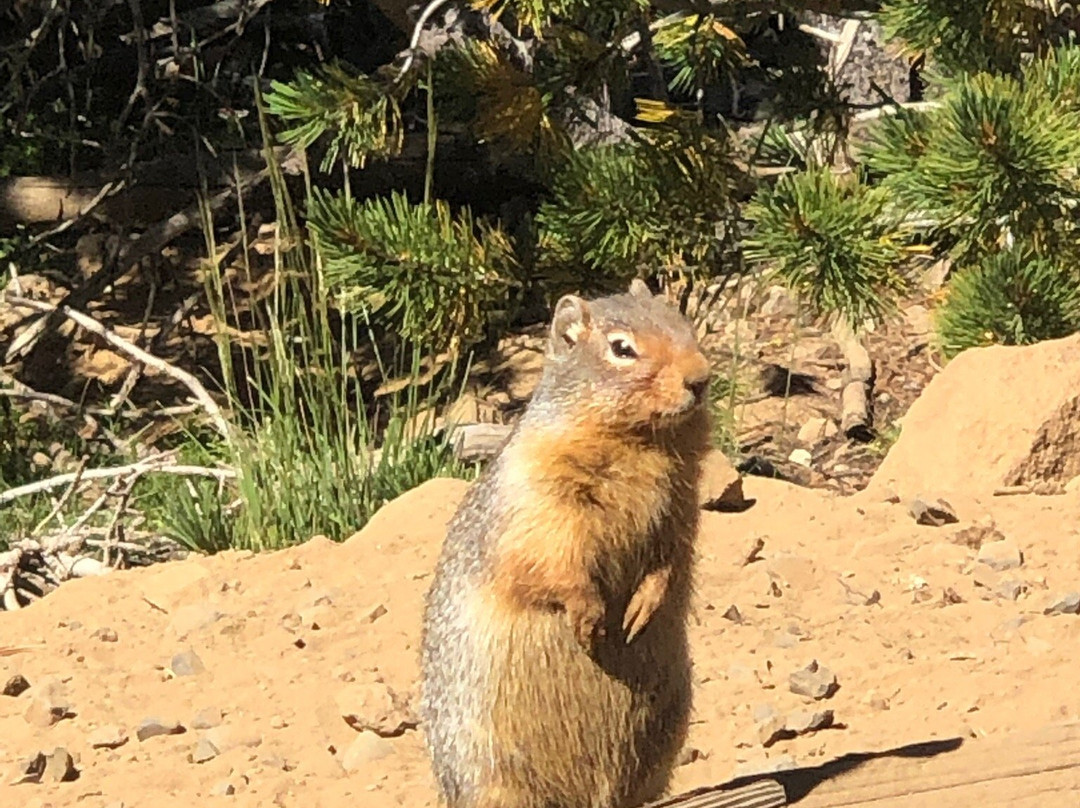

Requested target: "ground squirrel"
[{"left": 420, "top": 280, "right": 712, "bottom": 808}]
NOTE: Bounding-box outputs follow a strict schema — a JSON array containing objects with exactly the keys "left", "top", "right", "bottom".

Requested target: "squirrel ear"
[
  {"left": 550, "top": 295, "right": 591, "bottom": 355},
  {"left": 629, "top": 278, "right": 653, "bottom": 299}
]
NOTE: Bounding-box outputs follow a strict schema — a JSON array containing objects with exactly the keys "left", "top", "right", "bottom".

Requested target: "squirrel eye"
[{"left": 608, "top": 338, "right": 638, "bottom": 360}]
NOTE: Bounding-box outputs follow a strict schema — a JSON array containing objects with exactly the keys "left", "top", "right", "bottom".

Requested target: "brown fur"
[{"left": 419, "top": 285, "right": 712, "bottom": 808}]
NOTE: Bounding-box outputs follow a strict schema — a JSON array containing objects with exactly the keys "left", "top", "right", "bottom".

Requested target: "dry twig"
[{"left": 4, "top": 294, "right": 232, "bottom": 439}]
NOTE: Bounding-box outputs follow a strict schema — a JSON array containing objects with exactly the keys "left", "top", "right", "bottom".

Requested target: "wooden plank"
[
  {"left": 643, "top": 779, "right": 787, "bottom": 808},
  {"left": 776, "top": 721, "right": 1080, "bottom": 807}
]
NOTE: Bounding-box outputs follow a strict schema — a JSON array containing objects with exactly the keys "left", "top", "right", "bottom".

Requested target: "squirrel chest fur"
[{"left": 420, "top": 282, "right": 711, "bottom": 808}]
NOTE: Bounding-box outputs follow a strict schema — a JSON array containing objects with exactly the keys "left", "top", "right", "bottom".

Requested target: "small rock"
[
  {"left": 993, "top": 579, "right": 1025, "bottom": 601},
  {"left": 210, "top": 781, "right": 236, "bottom": 797},
  {"left": 340, "top": 731, "right": 394, "bottom": 772},
  {"left": 752, "top": 704, "right": 787, "bottom": 748},
  {"left": 941, "top": 587, "right": 965, "bottom": 605},
  {"left": 699, "top": 451, "right": 746, "bottom": 510},
  {"left": 88, "top": 725, "right": 129, "bottom": 749},
  {"left": 24, "top": 690, "right": 74, "bottom": 727},
  {"left": 269, "top": 715, "right": 287, "bottom": 729},
  {"left": 191, "top": 707, "right": 224, "bottom": 729},
  {"left": 42, "top": 748, "right": 78, "bottom": 783},
  {"left": 908, "top": 497, "right": 959, "bottom": 526},
  {"left": 364, "top": 604, "right": 388, "bottom": 623},
  {"left": 204, "top": 725, "right": 263, "bottom": 752},
  {"left": 3, "top": 674, "right": 31, "bottom": 697},
  {"left": 136, "top": 717, "right": 186, "bottom": 742},
  {"left": 721, "top": 605, "right": 744, "bottom": 624},
  {"left": 337, "top": 682, "right": 418, "bottom": 738},
  {"left": 785, "top": 709, "right": 834, "bottom": 734},
  {"left": 950, "top": 521, "right": 1004, "bottom": 549},
  {"left": 91, "top": 627, "right": 118, "bottom": 642},
  {"left": 788, "top": 449, "right": 812, "bottom": 468},
  {"left": 1044, "top": 593, "right": 1080, "bottom": 616},
  {"left": 190, "top": 736, "right": 221, "bottom": 764},
  {"left": 797, "top": 417, "right": 838, "bottom": 445},
  {"left": 789, "top": 660, "right": 838, "bottom": 701},
  {"left": 976, "top": 539, "right": 1024, "bottom": 572},
  {"left": 15, "top": 752, "right": 47, "bottom": 784},
  {"left": 170, "top": 649, "right": 206, "bottom": 677}
]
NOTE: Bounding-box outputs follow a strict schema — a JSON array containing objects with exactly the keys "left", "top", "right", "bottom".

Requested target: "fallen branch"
[
  {"left": 32, "top": 455, "right": 89, "bottom": 534},
  {"left": 832, "top": 317, "right": 875, "bottom": 442},
  {"left": 5, "top": 294, "right": 232, "bottom": 439},
  {"left": 5, "top": 158, "right": 273, "bottom": 364},
  {"left": 0, "top": 455, "right": 235, "bottom": 506}
]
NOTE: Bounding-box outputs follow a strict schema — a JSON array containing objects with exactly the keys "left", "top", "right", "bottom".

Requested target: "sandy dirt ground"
[
  {"left": 3, "top": 470, "right": 1080, "bottom": 807},
  {"left": 4, "top": 335, "right": 1080, "bottom": 808}
]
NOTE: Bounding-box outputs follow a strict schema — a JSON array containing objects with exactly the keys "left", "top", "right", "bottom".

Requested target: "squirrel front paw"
[
  {"left": 622, "top": 566, "right": 672, "bottom": 644},
  {"left": 564, "top": 589, "right": 606, "bottom": 653}
]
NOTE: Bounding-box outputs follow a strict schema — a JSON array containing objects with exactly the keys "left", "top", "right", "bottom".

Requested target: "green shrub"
[
  {"left": 743, "top": 167, "right": 908, "bottom": 327},
  {"left": 306, "top": 188, "right": 518, "bottom": 355},
  {"left": 863, "top": 69, "right": 1080, "bottom": 259},
  {"left": 934, "top": 248, "right": 1080, "bottom": 358},
  {"left": 536, "top": 126, "right": 742, "bottom": 295},
  {"left": 878, "top": 0, "right": 1054, "bottom": 77}
]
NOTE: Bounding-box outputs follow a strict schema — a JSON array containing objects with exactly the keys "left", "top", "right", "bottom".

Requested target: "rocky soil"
[{"left": 3, "top": 333, "right": 1080, "bottom": 807}]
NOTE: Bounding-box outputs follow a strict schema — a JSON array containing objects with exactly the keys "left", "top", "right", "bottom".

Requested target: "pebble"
[
  {"left": 17, "top": 748, "right": 79, "bottom": 784},
  {"left": 3, "top": 674, "right": 31, "bottom": 697},
  {"left": 797, "top": 417, "right": 838, "bottom": 445},
  {"left": 204, "top": 725, "right": 263, "bottom": 752},
  {"left": 721, "top": 605, "right": 744, "bottom": 624},
  {"left": 88, "top": 725, "right": 129, "bottom": 749},
  {"left": 171, "top": 649, "right": 206, "bottom": 677},
  {"left": 785, "top": 709, "right": 834, "bottom": 734},
  {"left": 976, "top": 539, "right": 1024, "bottom": 572},
  {"left": 1044, "top": 592, "right": 1080, "bottom": 616},
  {"left": 210, "top": 780, "right": 236, "bottom": 796},
  {"left": 788, "top": 449, "right": 812, "bottom": 468},
  {"left": 191, "top": 707, "right": 224, "bottom": 729},
  {"left": 341, "top": 731, "right": 394, "bottom": 771},
  {"left": 364, "top": 603, "right": 389, "bottom": 623},
  {"left": 43, "top": 748, "right": 78, "bottom": 783},
  {"left": 190, "top": 737, "right": 221, "bottom": 764},
  {"left": 24, "top": 690, "right": 74, "bottom": 727},
  {"left": 91, "top": 627, "right": 118, "bottom": 642},
  {"left": 789, "top": 660, "right": 838, "bottom": 700},
  {"left": 337, "top": 682, "right": 418, "bottom": 737},
  {"left": 136, "top": 717, "right": 186, "bottom": 742},
  {"left": 908, "top": 497, "right": 959, "bottom": 526}
]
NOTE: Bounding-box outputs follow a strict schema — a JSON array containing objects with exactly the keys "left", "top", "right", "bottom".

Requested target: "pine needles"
[
  {"left": 264, "top": 63, "right": 405, "bottom": 172},
  {"left": 306, "top": 189, "right": 518, "bottom": 353},
  {"left": 935, "top": 248, "right": 1080, "bottom": 357},
  {"left": 744, "top": 168, "right": 908, "bottom": 327}
]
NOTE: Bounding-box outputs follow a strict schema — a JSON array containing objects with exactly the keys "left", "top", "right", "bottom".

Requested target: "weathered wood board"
[{"left": 772, "top": 721, "right": 1080, "bottom": 807}]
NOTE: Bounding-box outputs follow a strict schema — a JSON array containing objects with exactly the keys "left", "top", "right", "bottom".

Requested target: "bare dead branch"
[
  {"left": 5, "top": 294, "right": 232, "bottom": 439},
  {"left": 0, "top": 456, "right": 235, "bottom": 506},
  {"left": 32, "top": 455, "right": 89, "bottom": 534}
]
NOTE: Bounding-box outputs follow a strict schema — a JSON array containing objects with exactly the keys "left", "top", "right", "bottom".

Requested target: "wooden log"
[
  {"left": 641, "top": 779, "right": 786, "bottom": 808},
  {"left": 447, "top": 422, "right": 514, "bottom": 463},
  {"left": 831, "top": 318, "right": 874, "bottom": 442},
  {"left": 777, "top": 721, "right": 1080, "bottom": 807}
]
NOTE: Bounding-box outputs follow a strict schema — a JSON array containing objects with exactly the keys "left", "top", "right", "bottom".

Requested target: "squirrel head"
[{"left": 536, "top": 280, "right": 711, "bottom": 431}]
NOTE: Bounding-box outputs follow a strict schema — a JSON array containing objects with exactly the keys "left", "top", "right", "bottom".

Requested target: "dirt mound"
[
  {"left": 866, "top": 334, "right": 1080, "bottom": 501},
  {"left": 5, "top": 460, "right": 1080, "bottom": 806}
]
